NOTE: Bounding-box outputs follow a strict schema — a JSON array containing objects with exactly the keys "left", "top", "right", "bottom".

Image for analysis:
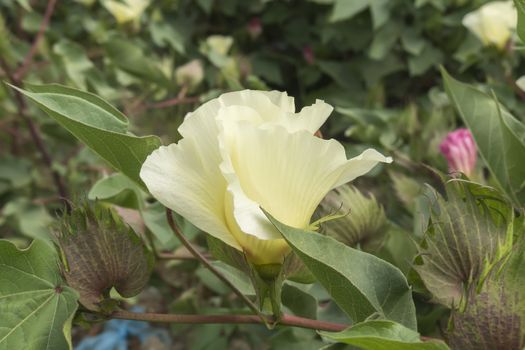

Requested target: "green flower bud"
[{"left": 317, "top": 185, "right": 388, "bottom": 251}]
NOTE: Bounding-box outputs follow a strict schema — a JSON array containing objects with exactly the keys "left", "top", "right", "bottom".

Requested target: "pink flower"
[
  {"left": 247, "top": 18, "right": 262, "bottom": 39},
  {"left": 439, "top": 128, "right": 477, "bottom": 177},
  {"left": 303, "top": 46, "right": 315, "bottom": 65}
]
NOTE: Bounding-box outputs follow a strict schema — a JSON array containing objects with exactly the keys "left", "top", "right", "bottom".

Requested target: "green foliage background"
[{"left": 2, "top": 0, "right": 525, "bottom": 349}]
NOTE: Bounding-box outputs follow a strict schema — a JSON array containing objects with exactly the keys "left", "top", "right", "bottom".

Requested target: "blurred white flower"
[
  {"left": 175, "top": 59, "right": 204, "bottom": 89},
  {"left": 206, "top": 35, "right": 233, "bottom": 56},
  {"left": 140, "top": 90, "right": 391, "bottom": 265},
  {"left": 102, "top": 0, "right": 151, "bottom": 24},
  {"left": 462, "top": 1, "right": 517, "bottom": 49}
]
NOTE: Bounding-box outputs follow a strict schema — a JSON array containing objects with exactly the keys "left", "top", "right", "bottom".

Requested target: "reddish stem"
[
  {"left": 147, "top": 96, "right": 200, "bottom": 109},
  {"left": 112, "top": 310, "right": 349, "bottom": 333},
  {"left": 14, "top": 0, "right": 58, "bottom": 81}
]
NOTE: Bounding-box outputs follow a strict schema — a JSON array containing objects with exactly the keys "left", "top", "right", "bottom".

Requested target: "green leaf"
[
  {"left": 142, "top": 202, "right": 200, "bottom": 248},
  {"left": 281, "top": 283, "right": 317, "bottom": 320},
  {"left": 441, "top": 68, "right": 525, "bottom": 207},
  {"left": 2, "top": 197, "right": 54, "bottom": 240},
  {"left": 329, "top": 0, "right": 369, "bottom": 22},
  {"left": 370, "top": 0, "right": 391, "bottom": 29},
  {"left": 0, "top": 156, "right": 32, "bottom": 190},
  {"left": 105, "top": 37, "right": 170, "bottom": 87},
  {"left": 9, "top": 83, "right": 161, "bottom": 189},
  {"left": 515, "top": 0, "right": 525, "bottom": 44},
  {"left": 196, "top": 261, "right": 254, "bottom": 296},
  {"left": 265, "top": 211, "right": 417, "bottom": 330},
  {"left": 150, "top": 22, "right": 186, "bottom": 54},
  {"left": 368, "top": 21, "right": 402, "bottom": 61},
  {"left": 53, "top": 39, "right": 95, "bottom": 90},
  {"left": 320, "top": 320, "right": 449, "bottom": 349},
  {"left": 0, "top": 240, "right": 78, "bottom": 350},
  {"left": 408, "top": 44, "right": 443, "bottom": 76},
  {"left": 57, "top": 203, "right": 153, "bottom": 311},
  {"left": 88, "top": 173, "right": 144, "bottom": 209},
  {"left": 401, "top": 30, "right": 425, "bottom": 55}
]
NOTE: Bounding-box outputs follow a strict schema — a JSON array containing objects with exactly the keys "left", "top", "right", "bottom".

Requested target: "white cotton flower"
[
  {"left": 175, "top": 59, "right": 204, "bottom": 89},
  {"left": 462, "top": 1, "right": 517, "bottom": 49},
  {"left": 206, "top": 35, "right": 234, "bottom": 56},
  {"left": 140, "top": 90, "right": 392, "bottom": 265},
  {"left": 102, "top": 0, "right": 151, "bottom": 24}
]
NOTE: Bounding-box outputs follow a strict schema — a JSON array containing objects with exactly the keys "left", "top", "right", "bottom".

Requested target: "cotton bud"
[
  {"left": 317, "top": 185, "right": 388, "bottom": 251},
  {"left": 440, "top": 128, "right": 477, "bottom": 177},
  {"left": 55, "top": 203, "right": 153, "bottom": 312}
]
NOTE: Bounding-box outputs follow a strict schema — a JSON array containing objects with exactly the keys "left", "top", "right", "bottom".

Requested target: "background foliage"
[{"left": 1, "top": 0, "right": 525, "bottom": 349}]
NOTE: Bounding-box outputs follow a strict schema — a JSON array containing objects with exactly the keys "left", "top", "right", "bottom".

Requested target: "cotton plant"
[
  {"left": 10, "top": 70, "right": 525, "bottom": 349},
  {"left": 4, "top": 0, "right": 525, "bottom": 348}
]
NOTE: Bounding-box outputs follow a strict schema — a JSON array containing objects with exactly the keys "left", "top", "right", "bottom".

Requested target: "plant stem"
[
  {"left": 146, "top": 97, "right": 199, "bottom": 109},
  {"left": 0, "top": 0, "right": 70, "bottom": 212},
  {"left": 166, "top": 209, "right": 266, "bottom": 322},
  {"left": 1, "top": 58, "right": 71, "bottom": 212},
  {"left": 112, "top": 310, "right": 348, "bottom": 333},
  {"left": 14, "top": 0, "right": 58, "bottom": 80}
]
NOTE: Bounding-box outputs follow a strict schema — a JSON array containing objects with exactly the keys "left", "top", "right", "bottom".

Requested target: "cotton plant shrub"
[{"left": 2, "top": 1, "right": 525, "bottom": 349}]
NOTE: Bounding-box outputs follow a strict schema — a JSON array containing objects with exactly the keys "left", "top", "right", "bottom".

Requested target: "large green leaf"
[
  {"left": 320, "top": 320, "right": 449, "bottom": 350},
  {"left": 0, "top": 240, "right": 78, "bottom": 350},
  {"left": 441, "top": 68, "right": 525, "bottom": 207},
  {"left": 266, "top": 212, "right": 417, "bottom": 330},
  {"left": 281, "top": 283, "right": 318, "bottom": 320},
  {"left": 9, "top": 83, "right": 162, "bottom": 189}
]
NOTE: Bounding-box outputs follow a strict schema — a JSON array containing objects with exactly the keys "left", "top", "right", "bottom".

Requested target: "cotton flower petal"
[
  {"left": 140, "top": 111, "right": 240, "bottom": 250},
  {"left": 213, "top": 90, "right": 330, "bottom": 133},
  {"left": 332, "top": 148, "right": 394, "bottom": 188},
  {"left": 258, "top": 91, "right": 296, "bottom": 113},
  {"left": 219, "top": 90, "right": 282, "bottom": 113},
  {"left": 223, "top": 190, "right": 290, "bottom": 264},
  {"left": 219, "top": 123, "right": 391, "bottom": 241},
  {"left": 285, "top": 99, "right": 333, "bottom": 133}
]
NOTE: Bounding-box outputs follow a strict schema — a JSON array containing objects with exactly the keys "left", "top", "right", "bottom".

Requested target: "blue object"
[{"left": 76, "top": 307, "right": 171, "bottom": 350}]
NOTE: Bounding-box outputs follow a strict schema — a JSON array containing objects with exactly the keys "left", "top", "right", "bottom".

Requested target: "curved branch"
[
  {"left": 112, "top": 310, "right": 348, "bottom": 333},
  {"left": 15, "top": 0, "right": 58, "bottom": 80},
  {"left": 1, "top": 58, "right": 71, "bottom": 212},
  {"left": 165, "top": 209, "right": 266, "bottom": 322}
]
